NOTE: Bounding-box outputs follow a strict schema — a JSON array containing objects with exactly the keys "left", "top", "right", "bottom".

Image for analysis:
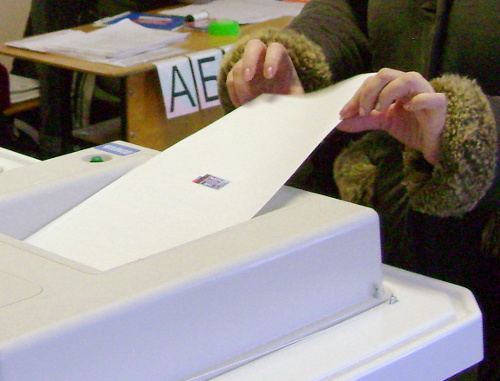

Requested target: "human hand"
[
  {"left": 226, "top": 39, "right": 305, "bottom": 107},
  {"left": 338, "top": 69, "right": 447, "bottom": 164}
]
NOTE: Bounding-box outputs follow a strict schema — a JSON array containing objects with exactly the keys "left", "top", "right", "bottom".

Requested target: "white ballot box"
[
  {"left": 0, "top": 146, "right": 39, "bottom": 172},
  {"left": 0, "top": 142, "right": 482, "bottom": 380}
]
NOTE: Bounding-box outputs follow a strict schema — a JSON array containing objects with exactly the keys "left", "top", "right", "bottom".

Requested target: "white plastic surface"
[
  {"left": 0, "top": 165, "right": 386, "bottom": 381},
  {"left": 0, "top": 143, "right": 482, "bottom": 381},
  {"left": 0, "top": 147, "right": 39, "bottom": 171},
  {"left": 215, "top": 266, "right": 483, "bottom": 381}
]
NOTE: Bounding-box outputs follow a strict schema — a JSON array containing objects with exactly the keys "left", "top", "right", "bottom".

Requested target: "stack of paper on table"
[
  {"left": 25, "top": 73, "right": 372, "bottom": 272},
  {"left": 6, "top": 19, "right": 189, "bottom": 67},
  {"left": 9, "top": 74, "right": 40, "bottom": 104}
]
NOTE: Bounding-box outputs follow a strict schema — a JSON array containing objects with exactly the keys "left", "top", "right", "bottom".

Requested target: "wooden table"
[{"left": 0, "top": 14, "right": 291, "bottom": 151}]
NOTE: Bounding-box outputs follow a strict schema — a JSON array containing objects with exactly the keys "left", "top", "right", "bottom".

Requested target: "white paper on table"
[
  {"left": 6, "top": 29, "right": 85, "bottom": 53},
  {"left": 25, "top": 73, "right": 373, "bottom": 272},
  {"left": 162, "top": 0, "right": 305, "bottom": 24},
  {"left": 7, "top": 20, "right": 188, "bottom": 63},
  {"left": 104, "top": 46, "right": 190, "bottom": 67}
]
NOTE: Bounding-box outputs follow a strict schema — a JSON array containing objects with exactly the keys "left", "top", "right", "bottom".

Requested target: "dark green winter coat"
[{"left": 218, "top": 1, "right": 498, "bottom": 378}]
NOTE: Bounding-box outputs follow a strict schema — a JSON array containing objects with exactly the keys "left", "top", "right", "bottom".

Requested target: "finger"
[
  {"left": 403, "top": 92, "right": 447, "bottom": 112},
  {"left": 358, "top": 68, "right": 404, "bottom": 115},
  {"left": 376, "top": 72, "right": 435, "bottom": 112},
  {"left": 336, "top": 112, "right": 385, "bottom": 133},
  {"left": 340, "top": 89, "right": 363, "bottom": 119},
  {"left": 226, "top": 67, "right": 243, "bottom": 108},
  {"left": 232, "top": 69, "right": 257, "bottom": 106},
  {"left": 227, "top": 61, "right": 246, "bottom": 107},
  {"left": 241, "top": 39, "right": 268, "bottom": 82},
  {"left": 339, "top": 71, "right": 389, "bottom": 119},
  {"left": 339, "top": 78, "right": 372, "bottom": 119},
  {"left": 228, "top": 60, "right": 256, "bottom": 106},
  {"left": 406, "top": 93, "right": 447, "bottom": 164},
  {"left": 262, "top": 42, "right": 290, "bottom": 79}
]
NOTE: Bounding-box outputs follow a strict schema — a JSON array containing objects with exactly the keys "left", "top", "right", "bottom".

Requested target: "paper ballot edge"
[{"left": 25, "top": 73, "right": 374, "bottom": 271}]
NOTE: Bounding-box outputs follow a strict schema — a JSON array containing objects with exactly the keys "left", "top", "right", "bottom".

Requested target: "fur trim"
[
  {"left": 333, "top": 144, "right": 377, "bottom": 206},
  {"left": 218, "top": 28, "right": 332, "bottom": 113},
  {"left": 403, "top": 74, "right": 497, "bottom": 217},
  {"left": 334, "top": 131, "right": 408, "bottom": 214}
]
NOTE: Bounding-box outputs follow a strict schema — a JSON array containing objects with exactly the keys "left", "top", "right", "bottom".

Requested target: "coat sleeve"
[
  {"left": 403, "top": 74, "right": 498, "bottom": 217},
  {"left": 217, "top": 0, "right": 370, "bottom": 113},
  {"left": 288, "top": 0, "right": 371, "bottom": 82},
  {"left": 217, "top": 28, "right": 333, "bottom": 113},
  {"left": 333, "top": 74, "right": 497, "bottom": 218}
]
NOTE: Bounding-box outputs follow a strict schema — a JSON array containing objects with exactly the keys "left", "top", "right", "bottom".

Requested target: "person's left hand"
[
  {"left": 338, "top": 68, "right": 447, "bottom": 164},
  {"left": 226, "top": 40, "right": 304, "bottom": 108}
]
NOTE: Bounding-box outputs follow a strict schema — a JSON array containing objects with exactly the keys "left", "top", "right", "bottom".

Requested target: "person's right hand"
[
  {"left": 338, "top": 69, "right": 447, "bottom": 164},
  {"left": 226, "top": 39, "right": 305, "bottom": 107}
]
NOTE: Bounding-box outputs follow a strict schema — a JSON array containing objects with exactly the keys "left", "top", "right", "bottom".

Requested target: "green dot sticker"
[{"left": 90, "top": 156, "right": 104, "bottom": 163}]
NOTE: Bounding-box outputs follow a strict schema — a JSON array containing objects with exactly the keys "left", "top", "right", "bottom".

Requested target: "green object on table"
[{"left": 208, "top": 19, "right": 240, "bottom": 36}]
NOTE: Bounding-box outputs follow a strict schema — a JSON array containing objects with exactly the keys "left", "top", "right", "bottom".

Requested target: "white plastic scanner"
[{"left": 0, "top": 143, "right": 482, "bottom": 380}]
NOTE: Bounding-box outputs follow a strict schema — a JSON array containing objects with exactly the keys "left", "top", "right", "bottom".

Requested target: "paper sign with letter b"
[{"left": 156, "top": 56, "right": 199, "bottom": 119}]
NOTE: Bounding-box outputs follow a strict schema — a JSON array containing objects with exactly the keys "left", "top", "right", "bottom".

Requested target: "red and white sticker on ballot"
[{"left": 155, "top": 45, "right": 232, "bottom": 119}]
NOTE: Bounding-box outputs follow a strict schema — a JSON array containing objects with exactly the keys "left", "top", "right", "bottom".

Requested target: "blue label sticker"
[{"left": 95, "top": 143, "right": 140, "bottom": 156}]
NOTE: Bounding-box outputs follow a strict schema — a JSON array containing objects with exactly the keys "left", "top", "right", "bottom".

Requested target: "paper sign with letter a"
[
  {"left": 188, "top": 49, "right": 223, "bottom": 110},
  {"left": 156, "top": 56, "right": 199, "bottom": 119}
]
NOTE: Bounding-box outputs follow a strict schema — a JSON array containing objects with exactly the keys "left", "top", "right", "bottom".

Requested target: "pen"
[{"left": 185, "top": 11, "right": 210, "bottom": 23}]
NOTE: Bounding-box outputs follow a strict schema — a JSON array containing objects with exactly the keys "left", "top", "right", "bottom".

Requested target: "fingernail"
[
  {"left": 243, "top": 67, "right": 252, "bottom": 81},
  {"left": 375, "top": 102, "right": 381, "bottom": 111},
  {"left": 359, "top": 107, "right": 366, "bottom": 117},
  {"left": 265, "top": 66, "right": 274, "bottom": 78},
  {"left": 339, "top": 104, "right": 352, "bottom": 119}
]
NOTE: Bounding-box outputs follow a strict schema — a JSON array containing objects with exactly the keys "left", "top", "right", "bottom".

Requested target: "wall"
[{"left": 0, "top": 0, "right": 32, "bottom": 70}]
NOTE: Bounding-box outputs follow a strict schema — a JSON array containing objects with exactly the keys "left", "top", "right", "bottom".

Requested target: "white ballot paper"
[{"left": 26, "top": 73, "right": 373, "bottom": 272}]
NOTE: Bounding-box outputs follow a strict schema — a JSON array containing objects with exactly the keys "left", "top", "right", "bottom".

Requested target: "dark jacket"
[
  {"left": 95, "top": 0, "right": 177, "bottom": 17},
  {"left": 218, "top": 1, "right": 498, "bottom": 378},
  {"left": 0, "top": 63, "right": 10, "bottom": 112}
]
